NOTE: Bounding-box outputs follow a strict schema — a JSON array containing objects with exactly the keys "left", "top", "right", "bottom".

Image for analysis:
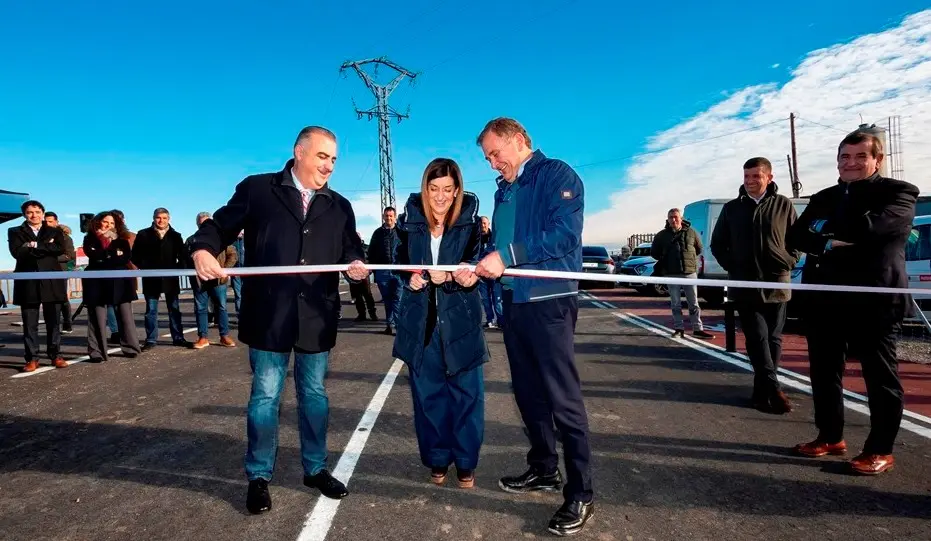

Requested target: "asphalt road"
[{"left": 0, "top": 287, "right": 930, "bottom": 541}]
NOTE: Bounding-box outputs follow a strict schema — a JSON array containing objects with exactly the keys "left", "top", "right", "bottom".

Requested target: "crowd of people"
[
  {"left": 7, "top": 205, "right": 246, "bottom": 371},
  {"left": 5, "top": 115, "right": 918, "bottom": 537}
]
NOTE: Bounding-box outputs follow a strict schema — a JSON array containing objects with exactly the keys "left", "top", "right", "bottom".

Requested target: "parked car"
[
  {"left": 616, "top": 242, "right": 667, "bottom": 296},
  {"left": 581, "top": 245, "right": 616, "bottom": 288}
]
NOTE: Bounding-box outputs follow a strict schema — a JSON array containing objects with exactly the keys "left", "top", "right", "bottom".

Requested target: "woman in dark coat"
[
  {"left": 82, "top": 211, "right": 141, "bottom": 362},
  {"left": 392, "top": 158, "right": 489, "bottom": 488}
]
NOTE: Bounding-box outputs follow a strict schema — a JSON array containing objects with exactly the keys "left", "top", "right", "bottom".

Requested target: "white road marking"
[
  {"left": 10, "top": 327, "right": 199, "bottom": 379},
  {"left": 296, "top": 358, "right": 404, "bottom": 541},
  {"left": 579, "top": 292, "right": 931, "bottom": 441}
]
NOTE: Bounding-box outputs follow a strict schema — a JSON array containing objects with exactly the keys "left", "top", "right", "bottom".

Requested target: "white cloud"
[
  {"left": 772, "top": 63, "right": 781, "bottom": 68},
  {"left": 348, "top": 191, "right": 384, "bottom": 237},
  {"left": 584, "top": 9, "right": 931, "bottom": 246}
]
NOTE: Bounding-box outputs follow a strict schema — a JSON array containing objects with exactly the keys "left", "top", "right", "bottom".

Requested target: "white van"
[{"left": 683, "top": 197, "right": 809, "bottom": 307}]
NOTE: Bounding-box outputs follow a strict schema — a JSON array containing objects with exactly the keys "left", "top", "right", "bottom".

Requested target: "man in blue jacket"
[{"left": 474, "top": 117, "right": 593, "bottom": 536}]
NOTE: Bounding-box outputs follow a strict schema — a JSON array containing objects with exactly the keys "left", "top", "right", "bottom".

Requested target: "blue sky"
[{"left": 1, "top": 0, "right": 930, "bottom": 268}]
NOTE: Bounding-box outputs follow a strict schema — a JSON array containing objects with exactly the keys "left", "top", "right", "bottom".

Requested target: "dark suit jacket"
[
  {"left": 188, "top": 159, "right": 364, "bottom": 353},
  {"left": 787, "top": 173, "right": 919, "bottom": 321}
]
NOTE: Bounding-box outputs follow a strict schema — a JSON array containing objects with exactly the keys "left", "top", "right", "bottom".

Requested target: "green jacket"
[{"left": 651, "top": 220, "right": 701, "bottom": 276}]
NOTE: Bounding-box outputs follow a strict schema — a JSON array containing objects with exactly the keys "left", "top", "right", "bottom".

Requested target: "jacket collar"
[
  {"left": 400, "top": 191, "right": 479, "bottom": 229},
  {"left": 738, "top": 180, "right": 779, "bottom": 201},
  {"left": 664, "top": 219, "right": 691, "bottom": 232},
  {"left": 273, "top": 159, "right": 334, "bottom": 224},
  {"left": 495, "top": 149, "right": 547, "bottom": 190},
  {"left": 836, "top": 171, "right": 882, "bottom": 186}
]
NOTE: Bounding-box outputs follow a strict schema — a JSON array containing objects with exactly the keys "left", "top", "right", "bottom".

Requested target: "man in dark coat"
[
  {"left": 786, "top": 131, "right": 919, "bottom": 476},
  {"left": 131, "top": 207, "right": 188, "bottom": 350},
  {"left": 711, "top": 157, "right": 799, "bottom": 414},
  {"left": 189, "top": 126, "right": 368, "bottom": 514},
  {"left": 368, "top": 206, "right": 402, "bottom": 335},
  {"left": 651, "top": 208, "right": 713, "bottom": 339},
  {"left": 44, "top": 212, "right": 75, "bottom": 334},
  {"left": 7, "top": 200, "right": 68, "bottom": 372}
]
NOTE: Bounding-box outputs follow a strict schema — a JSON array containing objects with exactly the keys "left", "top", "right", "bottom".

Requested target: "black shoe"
[
  {"left": 384, "top": 325, "right": 395, "bottom": 336},
  {"left": 173, "top": 339, "right": 193, "bottom": 348},
  {"left": 246, "top": 479, "right": 272, "bottom": 514},
  {"left": 107, "top": 335, "right": 120, "bottom": 345},
  {"left": 368, "top": 312, "right": 378, "bottom": 321},
  {"left": 547, "top": 499, "right": 594, "bottom": 537},
  {"left": 498, "top": 467, "right": 562, "bottom": 494},
  {"left": 141, "top": 342, "right": 156, "bottom": 352},
  {"left": 304, "top": 470, "right": 348, "bottom": 499},
  {"left": 355, "top": 314, "right": 367, "bottom": 322}
]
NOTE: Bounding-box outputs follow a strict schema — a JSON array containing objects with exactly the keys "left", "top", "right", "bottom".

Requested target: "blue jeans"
[
  {"left": 374, "top": 270, "right": 403, "bottom": 327},
  {"left": 478, "top": 279, "right": 502, "bottom": 324},
  {"left": 194, "top": 283, "right": 229, "bottom": 337},
  {"left": 245, "top": 348, "right": 330, "bottom": 481},
  {"left": 231, "top": 276, "right": 242, "bottom": 318},
  {"left": 144, "top": 295, "right": 184, "bottom": 344},
  {"left": 106, "top": 306, "right": 118, "bottom": 334}
]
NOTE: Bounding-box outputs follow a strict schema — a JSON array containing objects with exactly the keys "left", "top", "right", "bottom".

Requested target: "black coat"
[
  {"left": 367, "top": 226, "right": 400, "bottom": 264},
  {"left": 188, "top": 159, "right": 365, "bottom": 353},
  {"left": 82, "top": 233, "right": 138, "bottom": 306},
  {"left": 7, "top": 222, "right": 67, "bottom": 305},
  {"left": 391, "top": 192, "right": 489, "bottom": 377},
  {"left": 786, "top": 173, "right": 919, "bottom": 321},
  {"left": 711, "top": 182, "right": 800, "bottom": 303},
  {"left": 131, "top": 225, "right": 185, "bottom": 298}
]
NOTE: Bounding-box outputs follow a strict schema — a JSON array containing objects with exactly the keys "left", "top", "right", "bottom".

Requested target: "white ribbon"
[{"left": 2, "top": 264, "right": 930, "bottom": 297}]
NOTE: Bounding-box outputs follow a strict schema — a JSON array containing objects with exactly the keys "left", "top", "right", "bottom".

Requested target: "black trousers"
[
  {"left": 22, "top": 303, "right": 62, "bottom": 361},
  {"left": 60, "top": 301, "right": 73, "bottom": 331},
  {"left": 350, "top": 280, "right": 376, "bottom": 317},
  {"left": 501, "top": 290, "right": 593, "bottom": 503},
  {"left": 737, "top": 301, "right": 787, "bottom": 394},
  {"left": 806, "top": 315, "right": 903, "bottom": 455}
]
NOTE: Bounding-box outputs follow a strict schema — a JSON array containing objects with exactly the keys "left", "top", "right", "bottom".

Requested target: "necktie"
[{"left": 301, "top": 190, "right": 312, "bottom": 215}]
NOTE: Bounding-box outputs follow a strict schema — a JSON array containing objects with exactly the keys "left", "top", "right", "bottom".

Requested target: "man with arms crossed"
[
  {"left": 475, "top": 117, "right": 594, "bottom": 536},
  {"left": 189, "top": 126, "right": 369, "bottom": 513},
  {"left": 787, "top": 132, "right": 918, "bottom": 475},
  {"left": 711, "top": 157, "right": 798, "bottom": 414}
]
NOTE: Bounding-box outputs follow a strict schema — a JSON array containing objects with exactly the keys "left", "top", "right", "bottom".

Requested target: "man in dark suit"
[
  {"left": 787, "top": 130, "right": 919, "bottom": 476},
  {"left": 189, "top": 126, "right": 369, "bottom": 514},
  {"left": 7, "top": 200, "right": 69, "bottom": 372}
]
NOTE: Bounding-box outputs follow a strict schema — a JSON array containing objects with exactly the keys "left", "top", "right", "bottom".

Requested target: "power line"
[{"left": 336, "top": 116, "right": 790, "bottom": 194}]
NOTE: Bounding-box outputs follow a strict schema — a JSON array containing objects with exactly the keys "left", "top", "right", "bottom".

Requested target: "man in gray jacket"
[{"left": 711, "top": 157, "right": 799, "bottom": 415}]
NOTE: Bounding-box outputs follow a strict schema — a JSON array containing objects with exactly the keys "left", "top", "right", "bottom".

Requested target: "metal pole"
[
  {"left": 724, "top": 285, "right": 736, "bottom": 352},
  {"left": 790, "top": 112, "right": 800, "bottom": 198}
]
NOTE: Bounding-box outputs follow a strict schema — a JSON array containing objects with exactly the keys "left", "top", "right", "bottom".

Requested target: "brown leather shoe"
[
  {"left": 193, "top": 337, "right": 210, "bottom": 349},
  {"left": 53, "top": 357, "right": 68, "bottom": 369},
  {"left": 850, "top": 453, "right": 894, "bottom": 475},
  {"left": 22, "top": 360, "right": 39, "bottom": 372},
  {"left": 794, "top": 439, "right": 847, "bottom": 457},
  {"left": 219, "top": 336, "right": 236, "bottom": 347}
]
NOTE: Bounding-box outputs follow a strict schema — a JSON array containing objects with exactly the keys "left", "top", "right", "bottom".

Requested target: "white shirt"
[
  {"left": 430, "top": 234, "right": 443, "bottom": 265},
  {"left": 291, "top": 167, "right": 316, "bottom": 203},
  {"left": 749, "top": 193, "right": 764, "bottom": 204}
]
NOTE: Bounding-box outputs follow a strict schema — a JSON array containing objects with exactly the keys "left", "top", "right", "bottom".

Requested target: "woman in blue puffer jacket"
[{"left": 392, "top": 157, "right": 489, "bottom": 489}]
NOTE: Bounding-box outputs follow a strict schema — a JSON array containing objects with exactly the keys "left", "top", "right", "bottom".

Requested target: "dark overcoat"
[
  {"left": 8, "top": 222, "right": 67, "bottom": 305},
  {"left": 188, "top": 159, "right": 365, "bottom": 353},
  {"left": 82, "top": 233, "right": 138, "bottom": 306},
  {"left": 131, "top": 225, "right": 185, "bottom": 298}
]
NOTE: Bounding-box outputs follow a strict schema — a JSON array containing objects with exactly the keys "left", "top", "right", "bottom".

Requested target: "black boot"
[{"left": 246, "top": 479, "right": 271, "bottom": 514}]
